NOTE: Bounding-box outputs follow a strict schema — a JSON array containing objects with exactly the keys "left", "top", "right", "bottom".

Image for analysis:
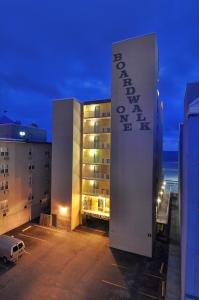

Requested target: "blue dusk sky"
[{"left": 0, "top": 0, "right": 199, "bottom": 150}]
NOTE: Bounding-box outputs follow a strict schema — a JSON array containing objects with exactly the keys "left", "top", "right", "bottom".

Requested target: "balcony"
[
  {"left": 82, "top": 172, "right": 110, "bottom": 180},
  {"left": 82, "top": 188, "right": 109, "bottom": 196},
  {"left": 83, "top": 127, "right": 111, "bottom": 134},
  {"left": 84, "top": 111, "right": 111, "bottom": 119},
  {"left": 83, "top": 142, "right": 110, "bottom": 149},
  {"left": 83, "top": 158, "right": 110, "bottom": 165}
]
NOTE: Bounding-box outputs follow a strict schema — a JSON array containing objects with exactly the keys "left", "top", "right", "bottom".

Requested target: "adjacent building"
[
  {"left": 0, "top": 115, "right": 47, "bottom": 142},
  {"left": 51, "top": 33, "right": 163, "bottom": 257},
  {"left": 179, "top": 82, "right": 199, "bottom": 299},
  {"left": 0, "top": 117, "right": 51, "bottom": 234}
]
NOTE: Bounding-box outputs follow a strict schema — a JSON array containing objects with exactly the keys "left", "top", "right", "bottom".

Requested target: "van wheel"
[{"left": 3, "top": 257, "right": 7, "bottom": 264}]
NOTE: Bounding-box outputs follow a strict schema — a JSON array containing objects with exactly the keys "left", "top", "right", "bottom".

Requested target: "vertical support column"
[{"left": 51, "top": 99, "right": 81, "bottom": 230}]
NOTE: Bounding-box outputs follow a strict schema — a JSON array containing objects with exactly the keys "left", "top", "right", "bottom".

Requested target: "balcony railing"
[
  {"left": 82, "top": 172, "right": 110, "bottom": 180},
  {"left": 83, "top": 142, "right": 110, "bottom": 149},
  {"left": 83, "top": 127, "right": 111, "bottom": 134},
  {"left": 83, "top": 158, "right": 110, "bottom": 165},
  {"left": 84, "top": 111, "right": 111, "bottom": 119},
  {"left": 82, "top": 188, "right": 110, "bottom": 196}
]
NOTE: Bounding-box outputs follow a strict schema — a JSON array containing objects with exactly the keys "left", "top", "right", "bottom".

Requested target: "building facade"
[
  {"left": 0, "top": 115, "right": 47, "bottom": 142},
  {"left": 179, "top": 82, "right": 199, "bottom": 299},
  {"left": 82, "top": 100, "right": 111, "bottom": 220},
  {"left": 110, "top": 33, "right": 162, "bottom": 257},
  {"left": 0, "top": 140, "right": 51, "bottom": 234},
  {"left": 51, "top": 34, "right": 162, "bottom": 257}
]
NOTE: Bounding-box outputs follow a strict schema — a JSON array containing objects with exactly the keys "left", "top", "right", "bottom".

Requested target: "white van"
[{"left": 0, "top": 235, "right": 25, "bottom": 263}]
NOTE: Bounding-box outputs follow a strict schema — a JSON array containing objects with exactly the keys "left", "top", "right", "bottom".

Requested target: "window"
[
  {"left": 18, "top": 243, "right": 23, "bottom": 249},
  {"left": 0, "top": 200, "right": 8, "bottom": 211},
  {"left": 13, "top": 246, "right": 18, "bottom": 252},
  {"left": 5, "top": 182, "right": 8, "bottom": 190}
]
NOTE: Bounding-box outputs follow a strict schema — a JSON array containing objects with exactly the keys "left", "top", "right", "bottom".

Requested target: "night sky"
[{"left": 0, "top": 0, "right": 199, "bottom": 150}]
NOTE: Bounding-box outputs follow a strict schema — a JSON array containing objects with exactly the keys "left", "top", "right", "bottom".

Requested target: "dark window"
[
  {"left": 18, "top": 243, "right": 23, "bottom": 249},
  {"left": 13, "top": 245, "right": 18, "bottom": 252}
]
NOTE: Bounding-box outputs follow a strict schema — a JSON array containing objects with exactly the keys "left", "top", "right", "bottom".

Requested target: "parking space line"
[
  {"left": 18, "top": 233, "right": 48, "bottom": 243},
  {"left": 22, "top": 226, "right": 32, "bottom": 232},
  {"left": 33, "top": 224, "right": 64, "bottom": 233},
  {"left": 144, "top": 273, "right": 163, "bottom": 279},
  {"left": 138, "top": 291, "right": 159, "bottom": 299},
  {"left": 112, "top": 263, "right": 129, "bottom": 270},
  {"left": 102, "top": 280, "right": 127, "bottom": 290}
]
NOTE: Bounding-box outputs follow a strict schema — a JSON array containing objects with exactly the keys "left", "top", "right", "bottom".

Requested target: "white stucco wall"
[{"left": 110, "top": 33, "right": 158, "bottom": 257}]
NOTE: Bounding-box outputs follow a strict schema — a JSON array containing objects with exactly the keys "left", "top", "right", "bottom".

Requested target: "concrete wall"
[
  {"left": 0, "top": 141, "right": 51, "bottom": 234},
  {"left": 110, "top": 33, "right": 159, "bottom": 257},
  {"left": 51, "top": 99, "right": 81, "bottom": 230}
]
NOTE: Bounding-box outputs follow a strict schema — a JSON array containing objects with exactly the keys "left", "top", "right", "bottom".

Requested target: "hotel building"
[
  {"left": 51, "top": 33, "right": 162, "bottom": 257},
  {"left": 0, "top": 117, "right": 51, "bottom": 234},
  {"left": 82, "top": 100, "right": 111, "bottom": 220}
]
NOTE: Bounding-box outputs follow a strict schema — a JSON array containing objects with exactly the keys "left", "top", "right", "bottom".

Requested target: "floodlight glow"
[
  {"left": 19, "top": 131, "right": 26, "bottom": 137},
  {"left": 89, "top": 149, "right": 95, "bottom": 156},
  {"left": 157, "top": 198, "right": 161, "bottom": 204},
  {"left": 59, "top": 206, "right": 68, "bottom": 216},
  {"left": 90, "top": 121, "right": 95, "bottom": 126}
]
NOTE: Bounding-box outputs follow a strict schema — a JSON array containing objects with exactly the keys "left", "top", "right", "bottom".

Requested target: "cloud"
[{"left": 0, "top": 0, "right": 198, "bottom": 148}]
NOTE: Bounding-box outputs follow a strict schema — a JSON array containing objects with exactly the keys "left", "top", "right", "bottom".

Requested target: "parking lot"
[{"left": 0, "top": 223, "right": 168, "bottom": 300}]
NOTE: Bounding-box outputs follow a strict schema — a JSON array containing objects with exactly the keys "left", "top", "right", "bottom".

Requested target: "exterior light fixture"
[
  {"left": 90, "top": 121, "right": 95, "bottom": 126},
  {"left": 19, "top": 131, "right": 26, "bottom": 137},
  {"left": 59, "top": 206, "right": 68, "bottom": 217},
  {"left": 160, "top": 191, "right": 163, "bottom": 196},
  {"left": 157, "top": 197, "right": 161, "bottom": 204},
  {"left": 90, "top": 105, "right": 96, "bottom": 112},
  {"left": 89, "top": 149, "right": 95, "bottom": 156},
  {"left": 163, "top": 181, "right": 166, "bottom": 186}
]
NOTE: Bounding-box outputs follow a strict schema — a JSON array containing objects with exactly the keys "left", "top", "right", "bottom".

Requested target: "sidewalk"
[{"left": 165, "top": 195, "right": 181, "bottom": 300}]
